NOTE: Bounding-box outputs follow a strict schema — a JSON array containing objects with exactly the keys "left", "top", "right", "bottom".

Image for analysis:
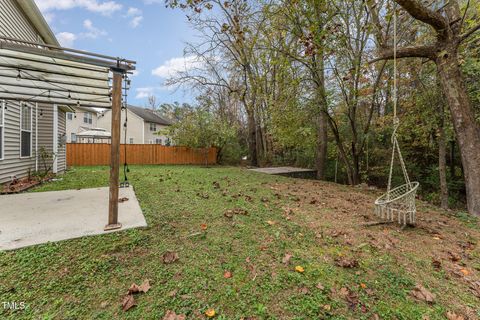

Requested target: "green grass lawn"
[{"left": 0, "top": 166, "right": 479, "bottom": 319}]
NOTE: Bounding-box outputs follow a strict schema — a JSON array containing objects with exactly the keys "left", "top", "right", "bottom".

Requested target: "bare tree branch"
[
  {"left": 369, "top": 45, "right": 436, "bottom": 63},
  {"left": 460, "top": 23, "right": 480, "bottom": 42},
  {"left": 395, "top": 0, "right": 448, "bottom": 32}
]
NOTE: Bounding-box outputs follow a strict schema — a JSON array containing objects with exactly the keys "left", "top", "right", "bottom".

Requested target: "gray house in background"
[{"left": 0, "top": 0, "right": 69, "bottom": 184}]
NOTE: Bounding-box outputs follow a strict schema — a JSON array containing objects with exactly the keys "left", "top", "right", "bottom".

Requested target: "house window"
[
  {"left": 20, "top": 103, "right": 32, "bottom": 157},
  {"left": 149, "top": 123, "right": 156, "bottom": 131},
  {"left": 67, "top": 112, "right": 73, "bottom": 120},
  {"left": 83, "top": 112, "right": 93, "bottom": 124},
  {"left": 0, "top": 101, "right": 4, "bottom": 160},
  {"left": 71, "top": 133, "right": 77, "bottom": 143},
  {"left": 155, "top": 138, "right": 162, "bottom": 145},
  {"left": 165, "top": 138, "right": 171, "bottom": 146},
  {"left": 129, "top": 138, "right": 134, "bottom": 144}
]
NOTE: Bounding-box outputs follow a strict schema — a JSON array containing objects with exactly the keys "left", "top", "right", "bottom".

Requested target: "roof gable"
[{"left": 127, "top": 105, "right": 172, "bottom": 126}]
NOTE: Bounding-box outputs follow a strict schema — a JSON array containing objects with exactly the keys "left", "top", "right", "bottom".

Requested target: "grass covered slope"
[{"left": 0, "top": 166, "right": 479, "bottom": 319}]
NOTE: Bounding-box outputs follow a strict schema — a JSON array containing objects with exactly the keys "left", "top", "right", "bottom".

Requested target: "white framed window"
[
  {"left": 129, "top": 138, "right": 134, "bottom": 144},
  {"left": 20, "top": 103, "right": 32, "bottom": 158},
  {"left": 149, "top": 122, "right": 157, "bottom": 131},
  {"left": 155, "top": 138, "right": 162, "bottom": 145},
  {"left": 0, "top": 100, "right": 4, "bottom": 160},
  {"left": 83, "top": 112, "right": 93, "bottom": 124},
  {"left": 67, "top": 112, "right": 73, "bottom": 120}
]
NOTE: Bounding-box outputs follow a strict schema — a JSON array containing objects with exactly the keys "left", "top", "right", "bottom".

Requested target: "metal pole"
[{"left": 105, "top": 70, "right": 123, "bottom": 231}]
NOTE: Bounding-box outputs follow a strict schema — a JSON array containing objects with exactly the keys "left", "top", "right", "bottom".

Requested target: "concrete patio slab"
[
  {"left": 249, "top": 167, "right": 316, "bottom": 178},
  {"left": 0, "top": 186, "right": 147, "bottom": 251}
]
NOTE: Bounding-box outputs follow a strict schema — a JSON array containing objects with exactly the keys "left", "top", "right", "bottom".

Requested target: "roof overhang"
[{"left": 16, "top": 0, "right": 60, "bottom": 46}]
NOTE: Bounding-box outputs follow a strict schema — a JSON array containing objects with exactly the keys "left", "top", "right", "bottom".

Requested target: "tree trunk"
[
  {"left": 438, "top": 102, "right": 449, "bottom": 210},
  {"left": 316, "top": 111, "right": 328, "bottom": 179},
  {"left": 436, "top": 47, "right": 480, "bottom": 216},
  {"left": 246, "top": 109, "right": 258, "bottom": 166}
]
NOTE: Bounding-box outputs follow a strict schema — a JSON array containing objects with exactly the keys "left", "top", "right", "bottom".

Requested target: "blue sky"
[{"left": 34, "top": 0, "right": 197, "bottom": 107}]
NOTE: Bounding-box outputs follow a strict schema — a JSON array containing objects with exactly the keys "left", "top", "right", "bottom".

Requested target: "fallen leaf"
[
  {"left": 138, "top": 279, "right": 151, "bottom": 293},
  {"left": 118, "top": 197, "right": 129, "bottom": 203},
  {"left": 128, "top": 283, "right": 141, "bottom": 294},
  {"left": 121, "top": 294, "right": 136, "bottom": 311},
  {"left": 360, "top": 283, "right": 367, "bottom": 289},
  {"left": 323, "top": 304, "right": 331, "bottom": 311},
  {"left": 163, "top": 310, "right": 187, "bottom": 320},
  {"left": 459, "top": 268, "right": 469, "bottom": 276},
  {"left": 266, "top": 220, "right": 276, "bottom": 226},
  {"left": 316, "top": 283, "right": 325, "bottom": 290},
  {"left": 168, "top": 289, "right": 178, "bottom": 297},
  {"left": 295, "top": 265, "right": 305, "bottom": 273},
  {"left": 298, "top": 286, "right": 309, "bottom": 294},
  {"left": 201, "top": 224, "right": 208, "bottom": 230},
  {"left": 446, "top": 311, "right": 465, "bottom": 320},
  {"left": 335, "top": 257, "right": 359, "bottom": 268},
  {"left": 213, "top": 181, "right": 220, "bottom": 189},
  {"left": 410, "top": 284, "right": 435, "bottom": 303},
  {"left": 162, "top": 251, "right": 179, "bottom": 264},
  {"left": 339, "top": 287, "right": 349, "bottom": 297},
  {"left": 205, "top": 308, "right": 216, "bottom": 318},
  {"left": 223, "top": 271, "right": 232, "bottom": 279},
  {"left": 432, "top": 259, "right": 442, "bottom": 270},
  {"left": 282, "top": 253, "right": 293, "bottom": 265},
  {"left": 448, "top": 251, "right": 461, "bottom": 262}
]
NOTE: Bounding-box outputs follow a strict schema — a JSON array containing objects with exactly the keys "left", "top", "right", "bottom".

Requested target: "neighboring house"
[
  {"left": 97, "top": 105, "right": 172, "bottom": 145},
  {"left": 0, "top": 0, "right": 70, "bottom": 184},
  {"left": 65, "top": 106, "right": 102, "bottom": 143}
]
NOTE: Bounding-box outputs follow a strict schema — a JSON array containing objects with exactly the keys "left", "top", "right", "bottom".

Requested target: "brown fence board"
[{"left": 66, "top": 144, "right": 217, "bottom": 166}]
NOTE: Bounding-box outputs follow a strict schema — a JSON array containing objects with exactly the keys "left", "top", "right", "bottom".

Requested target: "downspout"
[
  {"left": 35, "top": 103, "right": 38, "bottom": 171},
  {"left": 53, "top": 104, "right": 58, "bottom": 173}
]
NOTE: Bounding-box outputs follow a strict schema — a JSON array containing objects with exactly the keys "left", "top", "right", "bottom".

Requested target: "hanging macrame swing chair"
[{"left": 374, "top": 3, "right": 419, "bottom": 226}]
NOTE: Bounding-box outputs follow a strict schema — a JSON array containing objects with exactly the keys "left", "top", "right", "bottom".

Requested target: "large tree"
[{"left": 370, "top": 0, "right": 480, "bottom": 215}]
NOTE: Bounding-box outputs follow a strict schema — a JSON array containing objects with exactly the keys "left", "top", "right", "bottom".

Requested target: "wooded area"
[
  {"left": 66, "top": 144, "right": 218, "bottom": 166},
  {"left": 161, "top": 0, "right": 480, "bottom": 215}
]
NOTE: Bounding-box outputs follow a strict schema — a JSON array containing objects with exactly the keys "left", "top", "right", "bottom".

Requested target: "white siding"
[
  {"left": 0, "top": 0, "right": 41, "bottom": 43},
  {"left": 0, "top": 100, "right": 37, "bottom": 183}
]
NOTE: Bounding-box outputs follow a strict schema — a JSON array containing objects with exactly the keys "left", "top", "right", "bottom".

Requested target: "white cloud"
[
  {"left": 82, "top": 19, "right": 107, "bottom": 39},
  {"left": 43, "top": 12, "right": 55, "bottom": 23},
  {"left": 130, "top": 70, "right": 140, "bottom": 77},
  {"left": 152, "top": 56, "right": 203, "bottom": 78},
  {"left": 130, "top": 15, "right": 143, "bottom": 28},
  {"left": 35, "top": 0, "right": 122, "bottom": 16},
  {"left": 127, "top": 7, "right": 141, "bottom": 16},
  {"left": 135, "top": 87, "right": 155, "bottom": 99},
  {"left": 125, "top": 7, "right": 143, "bottom": 28},
  {"left": 56, "top": 31, "right": 77, "bottom": 47}
]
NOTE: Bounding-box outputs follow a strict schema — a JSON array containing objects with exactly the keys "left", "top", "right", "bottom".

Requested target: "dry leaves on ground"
[
  {"left": 446, "top": 311, "right": 465, "bottom": 320},
  {"left": 121, "top": 294, "right": 136, "bottom": 311},
  {"left": 410, "top": 284, "right": 435, "bottom": 303},
  {"left": 282, "top": 253, "right": 293, "bottom": 265},
  {"left": 223, "top": 271, "right": 232, "bottom": 279},
  {"left": 162, "top": 251, "right": 179, "bottom": 264},
  {"left": 163, "top": 310, "right": 187, "bottom": 320},
  {"left": 335, "top": 257, "right": 359, "bottom": 268},
  {"left": 224, "top": 208, "right": 249, "bottom": 218},
  {"left": 122, "top": 279, "right": 151, "bottom": 311}
]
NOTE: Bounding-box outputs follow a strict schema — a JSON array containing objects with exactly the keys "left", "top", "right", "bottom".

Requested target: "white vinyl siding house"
[
  {"left": 0, "top": 0, "right": 68, "bottom": 184},
  {"left": 97, "top": 105, "right": 172, "bottom": 145}
]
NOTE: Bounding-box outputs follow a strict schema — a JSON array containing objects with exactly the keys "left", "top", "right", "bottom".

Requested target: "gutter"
[{"left": 16, "top": 0, "right": 60, "bottom": 46}]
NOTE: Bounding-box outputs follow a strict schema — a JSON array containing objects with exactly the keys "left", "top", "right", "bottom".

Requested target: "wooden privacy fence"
[{"left": 67, "top": 143, "right": 218, "bottom": 166}]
